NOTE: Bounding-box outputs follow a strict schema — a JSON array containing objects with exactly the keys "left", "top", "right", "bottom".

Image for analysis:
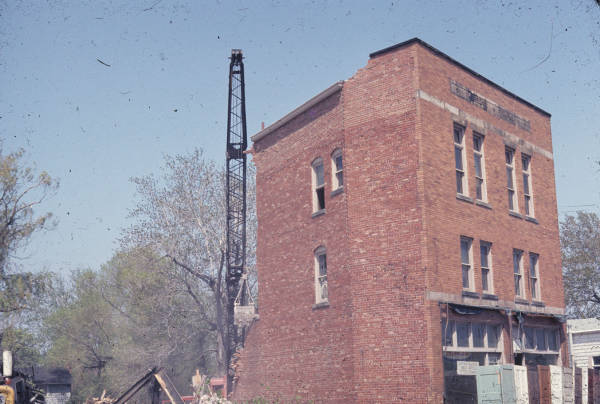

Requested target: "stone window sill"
[
  {"left": 514, "top": 298, "right": 529, "bottom": 305},
  {"left": 531, "top": 300, "right": 545, "bottom": 307},
  {"left": 475, "top": 200, "right": 492, "bottom": 209},
  {"left": 509, "top": 210, "right": 523, "bottom": 219},
  {"left": 462, "top": 290, "right": 480, "bottom": 299},
  {"left": 525, "top": 216, "right": 539, "bottom": 224},
  {"left": 311, "top": 209, "right": 326, "bottom": 218},
  {"left": 482, "top": 293, "right": 499, "bottom": 301},
  {"left": 312, "top": 301, "right": 330, "bottom": 310},
  {"left": 330, "top": 187, "right": 344, "bottom": 197},
  {"left": 456, "top": 193, "right": 474, "bottom": 203}
]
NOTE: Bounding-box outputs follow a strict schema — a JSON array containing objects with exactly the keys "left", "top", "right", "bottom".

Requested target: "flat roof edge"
[
  {"left": 251, "top": 81, "right": 344, "bottom": 143},
  {"left": 369, "top": 38, "right": 551, "bottom": 118}
]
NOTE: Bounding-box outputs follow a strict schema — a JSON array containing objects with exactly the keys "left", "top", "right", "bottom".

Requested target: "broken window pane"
[
  {"left": 316, "top": 188, "right": 325, "bottom": 210},
  {"left": 547, "top": 329, "right": 558, "bottom": 351},
  {"left": 487, "top": 324, "right": 500, "bottom": 349},
  {"left": 457, "top": 322, "right": 469, "bottom": 347},
  {"left": 442, "top": 320, "right": 454, "bottom": 346},
  {"left": 473, "top": 323, "right": 485, "bottom": 347},
  {"left": 524, "top": 327, "right": 535, "bottom": 350},
  {"left": 536, "top": 328, "right": 547, "bottom": 351}
]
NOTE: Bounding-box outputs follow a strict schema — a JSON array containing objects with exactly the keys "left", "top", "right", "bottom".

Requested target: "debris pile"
[{"left": 85, "top": 390, "right": 114, "bottom": 403}]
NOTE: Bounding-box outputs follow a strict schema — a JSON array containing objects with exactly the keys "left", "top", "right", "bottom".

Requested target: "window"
[
  {"left": 331, "top": 149, "right": 343, "bottom": 190},
  {"left": 480, "top": 241, "right": 493, "bottom": 293},
  {"left": 460, "top": 237, "right": 473, "bottom": 290},
  {"left": 519, "top": 327, "right": 559, "bottom": 353},
  {"left": 529, "top": 253, "right": 540, "bottom": 300},
  {"left": 505, "top": 147, "right": 518, "bottom": 211},
  {"left": 442, "top": 319, "right": 503, "bottom": 365},
  {"left": 454, "top": 124, "right": 468, "bottom": 195},
  {"left": 513, "top": 249, "right": 525, "bottom": 298},
  {"left": 312, "top": 158, "right": 325, "bottom": 212},
  {"left": 473, "top": 133, "right": 487, "bottom": 201},
  {"left": 522, "top": 154, "right": 534, "bottom": 217},
  {"left": 314, "top": 247, "right": 328, "bottom": 304}
]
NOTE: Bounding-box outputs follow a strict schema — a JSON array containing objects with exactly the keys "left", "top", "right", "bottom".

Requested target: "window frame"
[
  {"left": 311, "top": 158, "right": 325, "bottom": 212},
  {"left": 331, "top": 148, "right": 343, "bottom": 191},
  {"left": 473, "top": 133, "right": 487, "bottom": 202},
  {"left": 460, "top": 236, "right": 474, "bottom": 291},
  {"left": 505, "top": 147, "right": 519, "bottom": 212},
  {"left": 314, "top": 246, "right": 328, "bottom": 304},
  {"left": 529, "top": 252, "right": 541, "bottom": 301},
  {"left": 480, "top": 241, "right": 493, "bottom": 294},
  {"left": 513, "top": 249, "right": 525, "bottom": 299},
  {"left": 442, "top": 319, "right": 504, "bottom": 365},
  {"left": 519, "top": 326, "right": 559, "bottom": 354},
  {"left": 522, "top": 154, "right": 534, "bottom": 217},
  {"left": 454, "top": 124, "right": 468, "bottom": 196}
]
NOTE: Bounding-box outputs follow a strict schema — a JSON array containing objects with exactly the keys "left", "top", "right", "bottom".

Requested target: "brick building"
[{"left": 233, "top": 38, "right": 567, "bottom": 403}]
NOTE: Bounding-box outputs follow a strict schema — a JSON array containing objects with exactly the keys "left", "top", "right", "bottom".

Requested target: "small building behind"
[
  {"left": 31, "top": 367, "right": 72, "bottom": 404},
  {"left": 568, "top": 318, "right": 600, "bottom": 369}
]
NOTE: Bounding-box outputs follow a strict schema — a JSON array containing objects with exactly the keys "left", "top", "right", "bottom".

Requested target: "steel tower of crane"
[{"left": 225, "top": 49, "right": 248, "bottom": 387}]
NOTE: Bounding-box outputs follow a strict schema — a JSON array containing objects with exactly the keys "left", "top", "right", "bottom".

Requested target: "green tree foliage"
[
  {"left": 0, "top": 146, "right": 57, "bottom": 352},
  {"left": 0, "top": 147, "right": 57, "bottom": 276},
  {"left": 0, "top": 326, "right": 42, "bottom": 369},
  {"left": 122, "top": 149, "right": 256, "bottom": 376},
  {"left": 561, "top": 211, "right": 600, "bottom": 318},
  {"left": 43, "top": 248, "right": 214, "bottom": 401}
]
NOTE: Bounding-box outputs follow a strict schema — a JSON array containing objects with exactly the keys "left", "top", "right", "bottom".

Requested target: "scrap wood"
[{"left": 85, "top": 390, "right": 115, "bottom": 403}]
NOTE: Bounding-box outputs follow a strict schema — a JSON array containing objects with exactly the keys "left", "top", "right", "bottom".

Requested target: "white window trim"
[
  {"left": 331, "top": 148, "right": 343, "bottom": 191},
  {"left": 506, "top": 147, "right": 519, "bottom": 212},
  {"left": 522, "top": 154, "right": 535, "bottom": 218},
  {"left": 473, "top": 133, "right": 488, "bottom": 202},
  {"left": 480, "top": 241, "right": 493, "bottom": 294},
  {"left": 513, "top": 249, "right": 526, "bottom": 299},
  {"left": 454, "top": 124, "right": 468, "bottom": 196},
  {"left": 314, "top": 246, "right": 328, "bottom": 304},
  {"left": 311, "top": 158, "right": 325, "bottom": 212},
  {"left": 461, "top": 236, "right": 475, "bottom": 291},
  {"left": 529, "top": 252, "right": 541, "bottom": 301}
]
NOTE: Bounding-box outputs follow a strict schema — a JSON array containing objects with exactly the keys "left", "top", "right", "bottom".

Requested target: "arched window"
[
  {"left": 311, "top": 158, "right": 325, "bottom": 212},
  {"left": 331, "top": 148, "right": 343, "bottom": 190},
  {"left": 314, "top": 246, "right": 328, "bottom": 304}
]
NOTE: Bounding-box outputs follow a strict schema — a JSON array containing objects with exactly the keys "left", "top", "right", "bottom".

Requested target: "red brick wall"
[
  {"left": 415, "top": 44, "right": 564, "bottom": 308},
  {"left": 234, "top": 91, "right": 355, "bottom": 403},
  {"left": 234, "top": 40, "right": 564, "bottom": 403},
  {"left": 342, "top": 45, "right": 436, "bottom": 403}
]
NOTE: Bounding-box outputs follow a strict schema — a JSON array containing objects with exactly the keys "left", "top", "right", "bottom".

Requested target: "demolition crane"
[{"left": 225, "top": 49, "right": 254, "bottom": 390}]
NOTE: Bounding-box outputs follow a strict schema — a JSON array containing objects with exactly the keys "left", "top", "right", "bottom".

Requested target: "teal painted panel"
[
  {"left": 500, "top": 367, "right": 517, "bottom": 403},
  {"left": 476, "top": 365, "right": 518, "bottom": 404}
]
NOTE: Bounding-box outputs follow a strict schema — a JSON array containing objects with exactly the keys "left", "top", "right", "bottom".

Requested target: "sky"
[{"left": 1, "top": 0, "right": 599, "bottom": 275}]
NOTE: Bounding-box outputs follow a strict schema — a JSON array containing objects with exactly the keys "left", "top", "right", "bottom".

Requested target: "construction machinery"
[
  {"left": 225, "top": 49, "right": 256, "bottom": 391},
  {"left": 0, "top": 351, "right": 45, "bottom": 404}
]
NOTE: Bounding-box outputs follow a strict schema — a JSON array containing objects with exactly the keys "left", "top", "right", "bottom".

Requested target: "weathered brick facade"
[{"left": 233, "top": 38, "right": 566, "bottom": 403}]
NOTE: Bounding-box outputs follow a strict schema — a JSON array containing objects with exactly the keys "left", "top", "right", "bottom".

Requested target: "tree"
[
  {"left": 0, "top": 147, "right": 57, "bottom": 348},
  {"left": 0, "top": 147, "right": 57, "bottom": 275},
  {"left": 43, "top": 248, "right": 215, "bottom": 401},
  {"left": 560, "top": 211, "right": 600, "bottom": 318},
  {"left": 122, "top": 148, "right": 256, "bottom": 376}
]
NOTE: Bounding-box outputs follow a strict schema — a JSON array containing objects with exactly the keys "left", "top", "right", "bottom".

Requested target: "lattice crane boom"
[{"left": 225, "top": 48, "right": 248, "bottom": 390}]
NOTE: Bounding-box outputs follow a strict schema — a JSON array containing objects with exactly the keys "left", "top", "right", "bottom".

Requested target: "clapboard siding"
[
  {"left": 573, "top": 332, "right": 600, "bottom": 345},
  {"left": 571, "top": 340, "right": 600, "bottom": 368}
]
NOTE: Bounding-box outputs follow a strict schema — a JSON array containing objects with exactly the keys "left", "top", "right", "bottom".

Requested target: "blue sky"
[{"left": 1, "top": 0, "right": 599, "bottom": 274}]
